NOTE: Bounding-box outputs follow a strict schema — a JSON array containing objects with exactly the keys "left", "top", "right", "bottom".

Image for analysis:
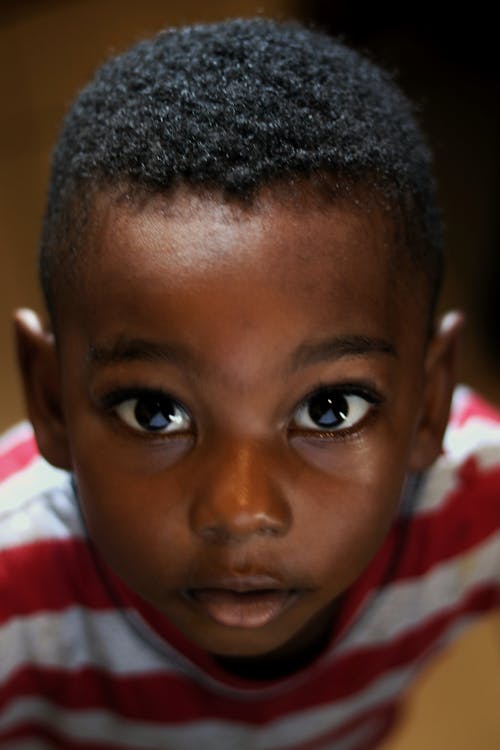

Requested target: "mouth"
[{"left": 183, "top": 577, "right": 301, "bottom": 628}]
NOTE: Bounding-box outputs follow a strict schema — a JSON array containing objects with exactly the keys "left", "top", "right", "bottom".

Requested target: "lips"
[{"left": 184, "top": 576, "right": 300, "bottom": 628}]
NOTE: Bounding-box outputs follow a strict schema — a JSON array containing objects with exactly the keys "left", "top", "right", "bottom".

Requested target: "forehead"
[{"left": 61, "top": 187, "right": 424, "bottom": 364}]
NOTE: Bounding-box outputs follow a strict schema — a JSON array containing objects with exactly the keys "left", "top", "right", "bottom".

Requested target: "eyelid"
[
  {"left": 99, "top": 385, "right": 187, "bottom": 410},
  {"left": 294, "top": 382, "right": 383, "bottom": 410}
]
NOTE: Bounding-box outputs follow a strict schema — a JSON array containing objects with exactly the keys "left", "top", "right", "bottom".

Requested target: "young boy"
[{"left": 1, "top": 17, "right": 499, "bottom": 750}]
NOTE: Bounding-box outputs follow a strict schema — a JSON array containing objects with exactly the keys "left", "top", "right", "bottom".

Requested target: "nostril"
[
  {"left": 255, "top": 512, "right": 285, "bottom": 537},
  {"left": 257, "top": 525, "right": 281, "bottom": 537},
  {"left": 198, "top": 524, "right": 232, "bottom": 544}
]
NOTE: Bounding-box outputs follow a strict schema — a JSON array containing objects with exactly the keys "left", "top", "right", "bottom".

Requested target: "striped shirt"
[{"left": 1, "top": 386, "right": 499, "bottom": 750}]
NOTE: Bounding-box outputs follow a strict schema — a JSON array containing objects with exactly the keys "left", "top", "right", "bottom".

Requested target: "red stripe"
[
  {"left": 389, "top": 461, "right": 500, "bottom": 582},
  {"left": 1, "top": 584, "right": 497, "bottom": 726},
  {"left": 450, "top": 391, "right": 500, "bottom": 427},
  {"left": 0, "top": 433, "right": 38, "bottom": 482},
  {"left": 0, "top": 539, "right": 114, "bottom": 623}
]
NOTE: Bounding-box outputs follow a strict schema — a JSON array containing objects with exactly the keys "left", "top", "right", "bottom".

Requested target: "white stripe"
[
  {"left": 450, "top": 384, "right": 472, "bottom": 416},
  {"left": 445, "top": 418, "right": 500, "bottom": 470},
  {"left": 0, "top": 470, "right": 83, "bottom": 548},
  {"left": 0, "top": 454, "right": 69, "bottom": 513},
  {"left": 334, "top": 531, "right": 500, "bottom": 655},
  {"left": 0, "top": 608, "right": 180, "bottom": 679},
  {"left": 412, "top": 455, "right": 459, "bottom": 514}
]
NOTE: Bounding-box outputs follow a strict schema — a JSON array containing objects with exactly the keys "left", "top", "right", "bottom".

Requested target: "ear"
[
  {"left": 408, "top": 311, "right": 464, "bottom": 472},
  {"left": 13, "top": 309, "right": 72, "bottom": 470}
]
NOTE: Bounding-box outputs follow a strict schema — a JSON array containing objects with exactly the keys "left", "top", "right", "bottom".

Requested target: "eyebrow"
[
  {"left": 87, "top": 337, "right": 198, "bottom": 370},
  {"left": 88, "top": 333, "right": 396, "bottom": 374},
  {"left": 288, "top": 335, "right": 396, "bottom": 373}
]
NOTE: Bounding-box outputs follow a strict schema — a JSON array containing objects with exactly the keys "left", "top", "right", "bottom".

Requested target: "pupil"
[
  {"left": 308, "top": 391, "right": 348, "bottom": 428},
  {"left": 135, "top": 396, "right": 173, "bottom": 431}
]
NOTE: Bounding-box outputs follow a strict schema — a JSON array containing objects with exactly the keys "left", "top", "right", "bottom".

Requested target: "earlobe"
[
  {"left": 13, "top": 308, "right": 72, "bottom": 470},
  {"left": 408, "top": 311, "right": 465, "bottom": 472}
]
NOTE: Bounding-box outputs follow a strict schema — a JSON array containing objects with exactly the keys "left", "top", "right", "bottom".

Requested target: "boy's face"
[{"left": 20, "top": 188, "right": 457, "bottom": 673}]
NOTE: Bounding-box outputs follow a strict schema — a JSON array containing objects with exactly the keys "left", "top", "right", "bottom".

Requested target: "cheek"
[
  {"left": 66, "top": 408, "right": 191, "bottom": 553},
  {"left": 289, "top": 442, "right": 408, "bottom": 589},
  {"left": 292, "top": 492, "right": 397, "bottom": 602},
  {"left": 72, "top": 456, "right": 193, "bottom": 594}
]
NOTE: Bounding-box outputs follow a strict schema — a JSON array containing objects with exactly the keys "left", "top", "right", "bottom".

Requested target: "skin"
[{"left": 15, "top": 187, "right": 461, "bottom": 679}]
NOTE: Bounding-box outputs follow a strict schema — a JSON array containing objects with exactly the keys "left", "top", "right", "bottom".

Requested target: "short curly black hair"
[{"left": 40, "top": 17, "right": 443, "bottom": 321}]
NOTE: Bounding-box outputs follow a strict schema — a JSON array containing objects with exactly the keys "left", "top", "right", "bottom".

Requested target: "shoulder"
[
  {"left": 410, "top": 388, "right": 500, "bottom": 584},
  {"left": 416, "top": 387, "right": 500, "bottom": 514},
  {"left": 442, "top": 386, "right": 500, "bottom": 509},
  {"left": 445, "top": 386, "right": 500, "bottom": 464},
  {"left": 0, "top": 421, "right": 81, "bottom": 541},
  {"left": 0, "top": 423, "right": 85, "bottom": 616},
  {"left": 0, "top": 423, "right": 97, "bottom": 642}
]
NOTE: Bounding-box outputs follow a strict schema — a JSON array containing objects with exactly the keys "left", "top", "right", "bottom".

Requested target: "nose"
[{"left": 188, "top": 441, "right": 292, "bottom": 544}]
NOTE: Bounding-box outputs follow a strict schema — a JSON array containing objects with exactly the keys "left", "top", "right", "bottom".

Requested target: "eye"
[
  {"left": 113, "top": 392, "right": 192, "bottom": 434},
  {"left": 292, "top": 388, "right": 375, "bottom": 434}
]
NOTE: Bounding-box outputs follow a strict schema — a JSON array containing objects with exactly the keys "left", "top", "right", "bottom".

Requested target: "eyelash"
[{"left": 98, "top": 382, "right": 383, "bottom": 441}]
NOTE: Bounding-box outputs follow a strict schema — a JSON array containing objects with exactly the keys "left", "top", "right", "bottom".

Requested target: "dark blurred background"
[{"left": 1, "top": 2, "right": 499, "bottom": 747}]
